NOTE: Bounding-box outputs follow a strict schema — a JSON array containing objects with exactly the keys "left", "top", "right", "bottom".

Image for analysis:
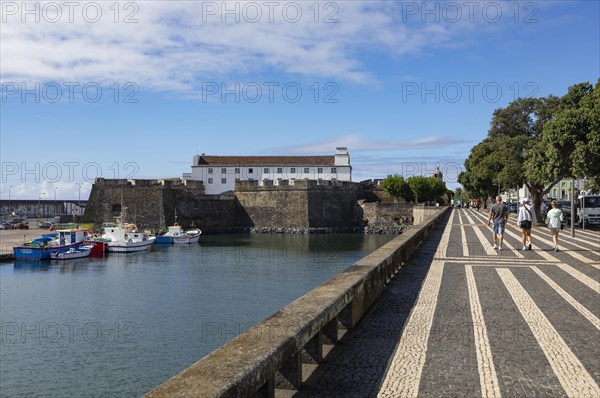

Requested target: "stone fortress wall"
[{"left": 83, "top": 178, "right": 425, "bottom": 233}]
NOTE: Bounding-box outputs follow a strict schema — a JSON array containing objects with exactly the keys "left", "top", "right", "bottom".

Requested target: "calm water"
[{"left": 0, "top": 233, "right": 393, "bottom": 397}]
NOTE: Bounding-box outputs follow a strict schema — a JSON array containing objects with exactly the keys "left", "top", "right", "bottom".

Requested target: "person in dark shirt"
[{"left": 487, "top": 195, "right": 509, "bottom": 250}]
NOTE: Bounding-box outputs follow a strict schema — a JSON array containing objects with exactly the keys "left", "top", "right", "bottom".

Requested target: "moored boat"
[
  {"left": 101, "top": 223, "right": 155, "bottom": 253},
  {"left": 172, "top": 229, "right": 202, "bottom": 244},
  {"left": 155, "top": 225, "right": 184, "bottom": 244},
  {"left": 13, "top": 229, "right": 90, "bottom": 260},
  {"left": 51, "top": 245, "right": 93, "bottom": 260}
]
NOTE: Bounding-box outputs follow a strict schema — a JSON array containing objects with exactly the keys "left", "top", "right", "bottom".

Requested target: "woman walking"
[
  {"left": 546, "top": 200, "right": 564, "bottom": 252},
  {"left": 517, "top": 198, "right": 536, "bottom": 250}
]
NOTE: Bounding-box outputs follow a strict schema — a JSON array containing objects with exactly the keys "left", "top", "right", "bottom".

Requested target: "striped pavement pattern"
[{"left": 306, "top": 208, "right": 600, "bottom": 397}]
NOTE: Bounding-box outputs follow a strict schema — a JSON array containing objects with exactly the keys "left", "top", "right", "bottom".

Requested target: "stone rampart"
[
  {"left": 361, "top": 202, "right": 413, "bottom": 233},
  {"left": 83, "top": 178, "right": 426, "bottom": 233}
]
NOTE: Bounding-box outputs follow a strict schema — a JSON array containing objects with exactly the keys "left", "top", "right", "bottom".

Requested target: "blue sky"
[{"left": 1, "top": 0, "right": 599, "bottom": 199}]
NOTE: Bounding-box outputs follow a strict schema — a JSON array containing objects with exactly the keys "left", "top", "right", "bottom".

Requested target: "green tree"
[
  {"left": 461, "top": 81, "right": 599, "bottom": 220},
  {"left": 382, "top": 174, "right": 412, "bottom": 202},
  {"left": 524, "top": 80, "right": 600, "bottom": 215},
  {"left": 428, "top": 177, "right": 448, "bottom": 204},
  {"left": 407, "top": 176, "right": 433, "bottom": 203}
]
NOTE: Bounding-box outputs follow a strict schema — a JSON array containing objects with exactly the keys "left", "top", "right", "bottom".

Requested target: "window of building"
[
  {"left": 290, "top": 167, "right": 296, "bottom": 173},
  {"left": 221, "top": 178, "right": 226, "bottom": 184},
  {"left": 248, "top": 168, "right": 253, "bottom": 174},
  {"left": 221, "top": 168, "right": 227, "bottom": 174},
  {"left": 208, "top": 168, "right": 213, "bottom": 174},
  {"left": 277, "top": 168, "right": 283, "bottom": 173},
  {"left": 331, "top": 167, "right": 337, "bottom": 173},
  {"left": 318, "top": 167, "right": 323, "bottom": 173},
  {"left": 208, "top": 178, "right": 213, "bottom": 184},
  {"left": 304, "top": 168, "right": 309, "bottom": 173},
  {"left": 264, "top": 168, "right": 269, "bottom": 173},
  {"left": 235, "top": 168, "right": 240, "bottom": 173}
]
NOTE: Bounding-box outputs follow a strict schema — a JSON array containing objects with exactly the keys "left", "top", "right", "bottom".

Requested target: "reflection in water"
[{"left": 1, "top": 233, "right": 393, "bottom": 397}]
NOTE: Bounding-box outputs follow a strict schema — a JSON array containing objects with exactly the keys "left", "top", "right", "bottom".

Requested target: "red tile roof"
[{"left": 196, "top": 156, "right": 336, "bottom": 166}]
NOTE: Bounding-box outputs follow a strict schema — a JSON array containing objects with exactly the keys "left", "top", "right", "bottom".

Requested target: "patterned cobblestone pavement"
[{"left": 302, "top": 209, "right": 600, "bottom": 397}]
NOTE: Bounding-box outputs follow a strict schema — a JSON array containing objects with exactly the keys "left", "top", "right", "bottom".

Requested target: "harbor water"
[{"left": 0, "top": 233, "right": 394, "bottom": 397}]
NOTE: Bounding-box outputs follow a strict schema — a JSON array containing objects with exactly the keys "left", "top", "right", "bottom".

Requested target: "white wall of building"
[
  {"left": 184, "top": 148, "right": 353, "bottom": 195},
  {"left": 188, "top": 165, "right": 351, "bottom": 194}
]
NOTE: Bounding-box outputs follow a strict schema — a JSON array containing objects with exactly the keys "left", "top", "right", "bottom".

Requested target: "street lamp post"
[
  {"left": 54, "top": 186, "right": 58, "bottom": 217},
  {"left": 38, "top": 192, "right": 46, "bottom": 227},
  {"left": 75, "top": 183, "right": 82, "bottom": 223},
  {"left": 8, "top": 186, "right": 12, "bottom": 220}
]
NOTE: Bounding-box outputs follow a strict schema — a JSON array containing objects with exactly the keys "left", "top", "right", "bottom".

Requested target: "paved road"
[
  {"left": 0, "top": 230, "right": 42, "bottom": 256},
  {"left": 302, "top": 208, "right": 600, "bottom": 397}
]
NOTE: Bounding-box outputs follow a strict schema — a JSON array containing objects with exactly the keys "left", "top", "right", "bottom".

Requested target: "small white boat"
[
  {"left": 173, "top": 229, "right": 202, "bottom": 244},
  {"left": 51, "top": 245, "right": 93, "bottom": 260},
  {"left": 101, "top": 223, "right": 156, "bottom": 253}
]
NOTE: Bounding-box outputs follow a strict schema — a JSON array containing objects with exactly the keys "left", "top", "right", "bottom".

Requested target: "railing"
[{"left": 145, "top": 206, "right": 450, "bottom": 397}]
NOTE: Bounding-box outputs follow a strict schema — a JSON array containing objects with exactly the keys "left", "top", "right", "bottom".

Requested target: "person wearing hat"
[{"left": 517, "top": 197, "right": 536, "bottom": 250}]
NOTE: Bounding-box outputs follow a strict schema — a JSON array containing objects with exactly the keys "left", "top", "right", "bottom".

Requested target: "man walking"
[{"left": 487, "top": 195, "right": 509, "bottom": 250}]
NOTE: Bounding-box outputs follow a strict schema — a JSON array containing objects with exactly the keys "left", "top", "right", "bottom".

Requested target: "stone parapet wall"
[{"left": 144, "top": 206, "right": 450, "bottom": 397}]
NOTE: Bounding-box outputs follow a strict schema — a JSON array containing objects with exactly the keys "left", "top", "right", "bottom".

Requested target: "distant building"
[
  {"left": 518, "top": 178, "right": 587, "bottom": 201},
  {"left": 183, "top": 147, "right": 352, "bottom": 195},
  {"left": 433, "top": 166, "right": 443, "bottom": 180}
]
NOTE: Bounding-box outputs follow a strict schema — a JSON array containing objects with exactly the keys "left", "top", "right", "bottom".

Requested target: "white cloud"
[
  {"left": 1, "top": 1, "right": 481, "bottom": 93},
  {"left": 270, "top": 133, "right": 466, "bottom": 154}
]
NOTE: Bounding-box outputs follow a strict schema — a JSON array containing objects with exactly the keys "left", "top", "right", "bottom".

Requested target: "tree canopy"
[
  {"left": 382, "top": 174, "right": 448, "bottom": 204},
  {"left": 461, "top": 79, "right": 600, "bottom": 218}
]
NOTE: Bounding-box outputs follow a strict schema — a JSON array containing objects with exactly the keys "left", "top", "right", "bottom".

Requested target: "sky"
[{"left": 1, "top": 0, "right": 599, "bottom": 200}]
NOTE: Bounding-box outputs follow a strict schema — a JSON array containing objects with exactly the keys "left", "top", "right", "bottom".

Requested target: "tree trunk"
[{"left": 529, "top": 184, "right": 544, "bottom": 224}]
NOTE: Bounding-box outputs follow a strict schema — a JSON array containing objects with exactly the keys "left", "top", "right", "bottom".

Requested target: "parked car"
[
  {"left": 38, "top": 222, "right": 53, "bottom": 229},
  {"left": 557, "top": 200, "right": 574, "bottom": 223},
  {"left": 13, "top": 223, "right": 29, "bottom": 230},
  {"left": 0, "top": 222, "right": 15, "bottom": 230}
]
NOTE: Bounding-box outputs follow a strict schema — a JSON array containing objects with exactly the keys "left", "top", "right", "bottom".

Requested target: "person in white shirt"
[
  {"left": 517, "top": 198, "right": 536, "bottom": 250},
  {"left": 545, "top": 200, "right": 564, "bottom": 252}
]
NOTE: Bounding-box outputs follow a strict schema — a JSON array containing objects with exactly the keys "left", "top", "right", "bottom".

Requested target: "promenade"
[{"left": 302, "top": 208, "right": 600, "bottom": 397}]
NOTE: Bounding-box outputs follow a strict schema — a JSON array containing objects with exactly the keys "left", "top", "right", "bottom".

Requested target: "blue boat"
[{"left": 13, "top": 228, "right": 90, "bottom": 260}]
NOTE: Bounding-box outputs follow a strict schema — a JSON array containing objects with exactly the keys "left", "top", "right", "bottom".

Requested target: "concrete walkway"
[
  {"left": 0, "top": 230, "right": 44, "bottom": 259},
  {"left": 300, "top": 209, "right": 600, "bottom": 397}
]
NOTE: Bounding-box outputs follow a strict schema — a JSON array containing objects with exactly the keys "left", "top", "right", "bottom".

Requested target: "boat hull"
[
  {"left": 173, "top": 235, "right": 200, "bottom": 244},
  {"left": 88, "top": 240, "right": 109, "bottom": 256},
  {"left": 107, "top": 239, "right": 155, "bottom": 253},
  {"left": 155, "top": 236, "right": 174, "bottom": 244},
  {"left": 13, "top": 242, "right": 83, "bottom": 260},
  {"left": 51, "top": 247, "right": 92, "bottom": 260}
]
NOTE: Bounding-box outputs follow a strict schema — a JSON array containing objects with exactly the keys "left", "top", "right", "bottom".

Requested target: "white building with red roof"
[{"left": 183, "top": 147, "right": 352, "bottom": 194}]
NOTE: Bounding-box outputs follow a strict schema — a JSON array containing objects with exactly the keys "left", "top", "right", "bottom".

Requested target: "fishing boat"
[
  {"left": 86, "top": 237, "right": 111, "bottom": 256},
  {"left": 155, "top": 225, "right": 184, "bottom": 244},
  {"left": 50, "top": 245, "right": 93, "bottom": 260},
  {"left": 13, "top": 228, "right": 91, "bottom": 260},
  {"left": 101, "top": 223, "right": 155, "bottom": 253},
  {"left": 172, "top": 229, "right": 202, "bottom": 244}
]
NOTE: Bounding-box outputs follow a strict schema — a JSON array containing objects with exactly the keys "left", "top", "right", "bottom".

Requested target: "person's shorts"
[
  {"left": 549, "top": 227, "right": 560, "bottom": 234},
  {"left": 492, "top": 223, "right": 505, "bottom": 235}
]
